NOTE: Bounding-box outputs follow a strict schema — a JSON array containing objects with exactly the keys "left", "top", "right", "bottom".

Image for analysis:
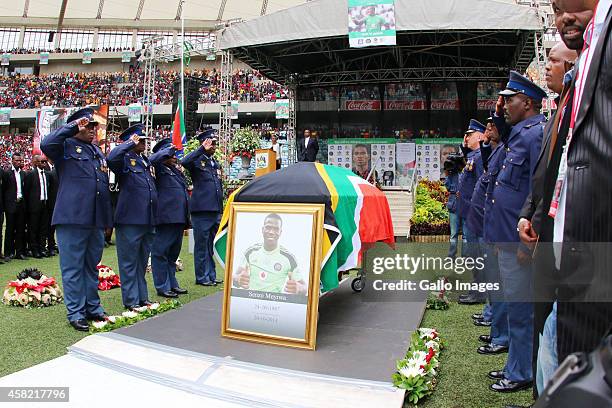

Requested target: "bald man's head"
[{"left": 545, "top": 42, "right": 578, "bottom": 94}]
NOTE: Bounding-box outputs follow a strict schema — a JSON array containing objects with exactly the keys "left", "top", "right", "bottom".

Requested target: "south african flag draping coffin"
[{"left": 213, "top": 162, "right": 395, "bottom": 292}]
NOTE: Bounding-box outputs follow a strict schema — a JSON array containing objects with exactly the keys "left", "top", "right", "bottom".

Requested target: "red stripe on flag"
[{"left": 171, "top": 107, "right": 183, "bottom": 150}]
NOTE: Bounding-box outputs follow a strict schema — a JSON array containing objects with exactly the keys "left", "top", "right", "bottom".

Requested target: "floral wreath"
[{"left": 2, "top": 268, "right": 63, "bottom": 308}]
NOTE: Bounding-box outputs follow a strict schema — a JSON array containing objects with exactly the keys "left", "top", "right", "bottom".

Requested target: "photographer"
[{"left": 443, "top": 153, "right": 465, "bottom": 258}]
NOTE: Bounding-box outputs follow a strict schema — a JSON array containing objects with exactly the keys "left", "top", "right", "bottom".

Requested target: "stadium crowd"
[{"left": 0, "top": 67, "right": 288, "bottom": 109}]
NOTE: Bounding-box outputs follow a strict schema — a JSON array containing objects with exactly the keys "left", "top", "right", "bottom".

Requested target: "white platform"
[{"left": 0, "top": 333, "right": 405, "bottom": 408}]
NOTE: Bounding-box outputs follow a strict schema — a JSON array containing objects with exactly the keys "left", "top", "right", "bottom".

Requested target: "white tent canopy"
[
  {"left": 220, "top": 0, "right": 542, "bottom": 50},
  {"left": 0, "top": 0, "right": 309, "bottom": 30}
]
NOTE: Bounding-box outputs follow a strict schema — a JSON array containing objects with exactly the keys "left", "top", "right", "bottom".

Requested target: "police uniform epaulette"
[
  {"left": 279, "top": 246, "right": 298, "bottom": 270},
  {"left": 244, "top": 243, "right": 263, "bottom": 260}
]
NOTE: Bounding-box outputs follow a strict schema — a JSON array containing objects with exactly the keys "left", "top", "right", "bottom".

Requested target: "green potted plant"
[{"left": 229, "top": 127, "right": 261, "bottom": 179}]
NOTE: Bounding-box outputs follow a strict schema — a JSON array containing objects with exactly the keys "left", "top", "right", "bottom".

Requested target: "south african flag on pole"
[{"left": 213, "top": 162, "right": 395, "bottom": 292}]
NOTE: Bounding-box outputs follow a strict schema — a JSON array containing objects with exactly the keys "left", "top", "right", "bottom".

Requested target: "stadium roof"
[
  {"left": 0, "top": 0, "right": 309, "bottom": 30},
  {"left": 219, "top": 0, "right": 543, "bottom": 86}
]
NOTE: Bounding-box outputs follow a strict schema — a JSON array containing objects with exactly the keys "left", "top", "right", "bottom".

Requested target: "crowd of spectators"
[
  {"left": 1, "top": 47, "right": 135, "bottom": 55},
  {"left": 0, "top": 67, "right": 288, "bottom": 109},
  {"left": 0, "top": 133, "right": 33, "bottom": 169}
]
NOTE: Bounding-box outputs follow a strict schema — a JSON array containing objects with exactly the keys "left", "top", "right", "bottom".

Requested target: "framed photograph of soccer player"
[{"left": 221, "top": 202, "right": 325, "bottom": 350}]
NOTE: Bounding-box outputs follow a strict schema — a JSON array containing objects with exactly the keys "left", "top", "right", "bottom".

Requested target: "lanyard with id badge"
[{"left": 548, "top": 16, "right": 596, "bottom": 219}]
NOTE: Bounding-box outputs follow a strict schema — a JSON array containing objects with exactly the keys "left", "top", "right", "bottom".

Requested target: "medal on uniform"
[
  {"left": 130, "top": 159, "right": 136, "bottom": 167},
  {"left": 76, "top": 147, "right": 82, "bottom": 154},
  {"left": 150, "top": 166, "right": 155, "bottom": 177},
  {"left": 200, "top": 160, "right": 206, "bottom": 167}
]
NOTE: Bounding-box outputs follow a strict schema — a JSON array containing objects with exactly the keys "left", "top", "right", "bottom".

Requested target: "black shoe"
[
  {"left": 25, "top": 250, "right": 33, "bottom": 257},
  {"left": 474, "top": 319, "right": 492, "bottom": 327},
  {"left": 195, "top": 281, "right": 217, "bottom": 286},
  {"left": 125, "top": 305, "right": 139, "bottom": 311},
  {"left": 488, "top": 370, "right": 505, "bottom": 380},
  {"left": 69, "top": 319, "right": 89, "bottom": 331},
  {"left": 48, "top": 250, "right": 56, "bottom": 257},
  {"left": 214, "top": 279, "right": 224, "bottom": 284},
  {"left": 33, "top": 252, "right": 43, "bottom": 259},
  {"left": 479, "top": 334, "right": 492, "bottom": 343},
  {"left": 490, "top": 378, "right": 533, "bottom": 393},
  {"left": 15, "top": 254, "right": 28, "bottom": 260},
  {"left": 171, "top": 287, "right": 188, "bottom": 295},
  {"left": 104, "top": 242, "right": 109, "bottom": 248},
  {"left": 472, "top": 313, "right": 484, "bottom": 320},
  {"left": 478, "top": 344, "right": 509, "bottom": 355},
  {"left": 157, "top": 290, "right": 178, "bottom": 298},
  {"left": 87, "top": 313, "right": 108, "bottom": 322},
  {"left": 3, "top": 256, "right": 11, "bottom": 263},
  {"left": 458, "top": 295, "right": 486, "bottom": 305},
  {"left": 140, "top": 300, "right": 153, "bottom": 307}
]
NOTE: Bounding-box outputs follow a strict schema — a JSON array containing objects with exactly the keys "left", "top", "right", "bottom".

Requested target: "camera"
[{"left": 443, "top": 154, "right": 465, "bottom": 174}]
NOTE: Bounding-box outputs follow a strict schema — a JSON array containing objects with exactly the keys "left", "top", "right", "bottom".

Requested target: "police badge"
[
  {"left": 130, "top": 159, "right": 136, "bottom": 167},
  {"left": 76, "top": 146, "right": 82, "bottom": 154}
]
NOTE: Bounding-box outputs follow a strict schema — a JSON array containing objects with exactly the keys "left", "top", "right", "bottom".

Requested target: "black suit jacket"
[
  {"left": 47, "top": 168, "right": 58, "bottom": 208},
  {"left": 539, "top": 7, "right": 612, "bottom": 363},
  {"left": 24, "top": 169, "right": 53, "bottom": 213},
  {"left": 2, "top": 167, "right": 25, "bottom": 214},
  {"left": 298, "top": 137, "right": 319, "bottom": 162}
]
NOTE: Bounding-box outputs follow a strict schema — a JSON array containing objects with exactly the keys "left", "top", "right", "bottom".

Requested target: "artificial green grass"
[
  {"left": 0, "top": 238, "right": 534, "bottom": 408},
  {"left": 0, "top": 237, "right": 221, "bottom": 377},
  {"left": 417, "top": 303, "right": 534, "bottom": 408}
]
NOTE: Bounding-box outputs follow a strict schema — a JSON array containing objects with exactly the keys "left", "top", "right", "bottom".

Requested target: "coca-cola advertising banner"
[
  {"left": 342, "top": 100, "right": 382, "bottom": 111},
  {"left": 431, "top": 82, "right": 459, "bottom": 111},
  {"left": 384, "top": 100, "right": 426, "bottom": 110},
  {"left": 342, "top": 100, "right": 429, "bottom": 110}
]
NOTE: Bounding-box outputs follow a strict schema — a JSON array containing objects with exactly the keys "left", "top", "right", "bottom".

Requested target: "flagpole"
[{"left": 180, "top": 0, "right": 185, "bottom": 133}]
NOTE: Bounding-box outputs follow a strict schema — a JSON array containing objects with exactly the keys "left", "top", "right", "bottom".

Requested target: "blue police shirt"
[
  {"left": 457, "top": 149, "right": 484, "bottom": 219},
  {"left": 181, "top": 146, "right": 223, "bottom": 214},
  {"left": 149, "top": 147, "right": 190, "bottom": 226},
  {"left": 444, "top": 173, "right": 459, "bottom": 213},
  {"left": 107, "top": 140, "right": 158, "bottom": 226},
  {"left": 40, "top": 123, "right": 112, "bottom": 229},
  {"left": 487, "top": 113, "right": 546, "bottom": 243},
  {"left": 468, "top": 143, "right": 501, "bottom": 238}
]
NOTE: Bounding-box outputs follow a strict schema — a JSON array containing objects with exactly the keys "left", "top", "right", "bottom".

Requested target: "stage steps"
[
  {"left": 0, "top": 332, "right": 405, "bottom": 408},
  {"left": 382, "top": 189, "right": 414, "bottom": 238}
]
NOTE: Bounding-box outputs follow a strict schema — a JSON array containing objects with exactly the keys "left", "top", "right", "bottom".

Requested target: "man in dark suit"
[
  {"left": 24, "top": 154, "right": 53, "bottom": 258},
  {"left": 297, "top": 129, "right": 319, "bottom": 162},
  {"left": 544, "top": 0, "right": 612, "bottom": 367},
  {"left": 3, "top": 152, "right": 27, "bottom": 260},
  {"left": 45, "top": 162, "right": 58, "bottom": 256}
]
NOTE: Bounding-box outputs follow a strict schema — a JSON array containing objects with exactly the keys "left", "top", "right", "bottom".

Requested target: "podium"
[{"left": 255, "top": 149, "right": 277, "bottom": 177}]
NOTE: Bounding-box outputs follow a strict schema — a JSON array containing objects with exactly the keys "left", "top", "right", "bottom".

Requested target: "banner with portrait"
[
  {"left": 229, "top": 101, "right": 239, "bottom": 120},
  {"left": 414, "top": 138, "right": 463, "bottom": 181},
  {"left": 121, "top": 51, "right": 132, "bottom": 63},
  {"left": 348, "top": 0, "right": 396, "bottom": 48},
  {"left": 328, "top": 138, "right": 396, "bottom": 185},
  {"left": 82, "top": 51, "right": 93, "bottom": 64},
  {"left": 1, "top": 53, "right": 9, "bottom": 66},
  {"left": 275, "top": 99, "right": 289, "bottom": 119},
  {"left": 222, "top": 203, "right": 324, "bottom": 350},
  {"left": 128, "top": 103, "right": 142, "bottom": 122},
  {"left": 0, "top": 108, "right": 11, "bottom": 126}
]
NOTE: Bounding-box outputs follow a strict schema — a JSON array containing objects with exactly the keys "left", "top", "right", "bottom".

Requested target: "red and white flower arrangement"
[
  {"left": 97, "top": 264, "right": 120, "bottom": 291},
  {"left": 2, "top": 268, "right": 63, "bottom": 308},
  {"left": 393, "top": 328, "right": 444, "bottom": 405}
]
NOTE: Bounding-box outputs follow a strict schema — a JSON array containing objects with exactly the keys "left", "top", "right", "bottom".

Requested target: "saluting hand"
[
  {"left": 130, "top": 134, "right": 141, "bottom": 145},
  {"left": 76, "top": 118, "right": 90, "bottom": 132},
  {"left": 202, "top": 138, "right": 214, "bottom": 152},
  {"left": 495, "top": 96, "right": 505, "bottom": 117}
]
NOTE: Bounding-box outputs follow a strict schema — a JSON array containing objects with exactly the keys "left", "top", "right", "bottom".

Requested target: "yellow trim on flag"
[
  {"left": 315, "top": 162, "right": 338, "bottom": 211},
  {"left": 216, "top": 186, "right": 243, "bottom": 235}
]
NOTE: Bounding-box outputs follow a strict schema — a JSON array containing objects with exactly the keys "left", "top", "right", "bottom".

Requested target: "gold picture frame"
[{"left": 221, "top": 202, "right": 325, "bottom": 350}]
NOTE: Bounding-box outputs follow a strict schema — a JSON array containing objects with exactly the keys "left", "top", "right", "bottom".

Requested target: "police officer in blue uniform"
[
  {"left": 457, "top": 119, "right": 486, "bottom": 305},
  {"left": 149, "top": 138, "right": 189, "bottom": 298},
  {"left": 472, "top": 118, "right": 511, "bottom": 356},
  {"left": 107, "top": 124, "right": 157, "bottom": 310},
  {"left": 443, "top": 156, "right": 462, "bottom": 258},
  {"left": 488, "top": 71, "right": 547, "bottom": 393},
  {"left": 181, "top": 129, "right": 223, "bottom": 286},
  {"left": 40, "top": 108, "right": 113, "bottom": 331}
]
